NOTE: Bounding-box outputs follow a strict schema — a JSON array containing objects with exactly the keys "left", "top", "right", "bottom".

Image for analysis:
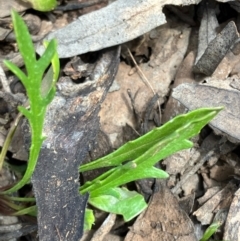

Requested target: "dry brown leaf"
[{"left": 124, "top": 180, "right": 197, "bottom": 241}]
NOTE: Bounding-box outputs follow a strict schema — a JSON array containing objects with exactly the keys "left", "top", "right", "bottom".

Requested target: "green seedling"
[
  {"left": 0, "top": 8, "right": 224, "bottom": 236},
  {"left": 23, "top": 0, "right": 57, "bottom": 11},
  {"left": 1, "top": 105, "right": 222, "bottom": 230},
  {"left": 80, "top": 106, "right": 223, "bottom": 227},
  {"left": 200, "top": 222, "right": 221, "bottom": 241},
  {"left": 2, "top": 10, "right": 59, "bottom": 194}
]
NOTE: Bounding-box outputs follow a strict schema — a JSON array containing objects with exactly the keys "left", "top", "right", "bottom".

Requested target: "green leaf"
[
  {"left": 84, "top": 209, "right": 95, "bottom": 231},
  {"left": 51, "top": 43, "right": 60, "bottom": 83},
  {"left": 43, "top": 40, "right": 60, "bottom": 84},
  {"left": 81, "top": 164, "right": 168, "bottom": 197},
  {"left": 41, "top": 66, "right": 54, "bottom": 97},
  {"left": 40, "top": 40, "right": 59, "bottom": 98},
  {"left": 89, "top": 187, "right": 147, "bottom": 221},
  {"left": 80, "top": 107, "right": 223, "bottom": 172},
  {"left": 3, "top": 60, "right": 28, "bottom": 86},
  {"left": 11, "top": 10, "right": 36, "bottom": 77},
  {"left": 13, "top": 205, "right": 37, "bottom": 216},
  {"left": 37, "top": 40, "right": 57, "bottom": 78},
  {"left": 5, "top": 196, "right": 35, "bottom": 202},
  {"left": 80, "top": 107, "right": 222, "bottom": 197},
  {"left": 200, "top": 222, "right": 221, "bottom": 241},
  {"left": 18, "top": 106, "right": 31, "bottom": 119}
]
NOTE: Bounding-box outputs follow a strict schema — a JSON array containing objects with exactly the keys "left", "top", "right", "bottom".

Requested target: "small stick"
[
  {"left": 127, "top": 48, "right": 155, "bottom": 94},
  {"left": 91, "top": 213, "right": 116, "bottom": 241},
  {"left": 55, "top": 225, "right": 62, "bottom": 241},
  {"left": 127, "top": 48, "right": 161, "bottom": 125}
]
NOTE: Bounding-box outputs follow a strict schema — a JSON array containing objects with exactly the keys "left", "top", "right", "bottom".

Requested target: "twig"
[
  {"left": 91, "top": 213, "right": 116, "bottom": 241},
  {"left": 127, "top": 48, "right": 155, "bottom": 94},
  {"left": 55, "top": 225, "right": 63, "bottom": 241},
  {"left": 127, "top": 48, "right": 161, "bottom": 125}
]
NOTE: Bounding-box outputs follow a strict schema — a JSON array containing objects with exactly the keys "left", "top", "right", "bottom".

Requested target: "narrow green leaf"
[
  {"left": 51, "top": 46, "right": 60, "bottom": 83},
  {"left": 43, "top": 40, "right": 60, "bottom": 84},
  {"left": 13, "top": 205, "right": 37, "bottom": 216},
  {"left": 11, "top": 10, "right": 36, "bottom": 76},
  {"left": 40, "top": 66, "right": 54, "bottom": 97},
  {"left": 81, "top": 164, "right": 168, "bottom": 196},
  {"left": 5, "top": 196, "right": 35, "bottom": 202},
  {"left": 80, "top": 107, "right": 222, "bottom": 197},
  {"left": 0, "top": 125, "right": 17, "bottom": 170},
  {"left": 37, "top": 39, "right": 57, "bottom": 76},
  {"left": 89, "top": 187, "right": 147, "bottom": 221},
  {"left": 18, "top": 106, "right": 31, "bottom": 119},
  {"left": 3, "top": 60, "right": 28, "bottom": 86},
  {"left": 40, "top": 40, "right": 59, "bottom": 97},
  {"left": 80, "top": 107, "right": 223, "bottom": 172},
  {"left": 200, "top": 222, "right": 221, "bottom": 241}
]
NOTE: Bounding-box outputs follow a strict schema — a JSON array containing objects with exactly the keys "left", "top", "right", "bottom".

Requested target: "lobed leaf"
[
  {"left": 80, "top": 107, "right": 223, "bottom": 172},
  {"left": 79, "top": 107, "right": 223, "bottom": 223},
  {"left": 2, "top": 10, "right": 59, "bottom": 194},
  {"left": 80, "top": 107, "right": 222, "bottom": 197}
]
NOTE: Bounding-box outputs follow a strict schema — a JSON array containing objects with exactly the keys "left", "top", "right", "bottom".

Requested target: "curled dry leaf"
[
  {"left": 195, "top": 0, "right": 219, "bottom": 64},
  {"left": 193, "top": 21, "right": 239, "bottom": 75}
]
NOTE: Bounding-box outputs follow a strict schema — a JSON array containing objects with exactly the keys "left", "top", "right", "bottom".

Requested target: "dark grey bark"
[{"left": 31, "top": 47, "right": 120, "bottom": 241}]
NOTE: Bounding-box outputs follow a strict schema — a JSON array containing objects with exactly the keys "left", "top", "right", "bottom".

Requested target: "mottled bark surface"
[{"left": 31, "top": 47, "right": 120, "bottom": 241}]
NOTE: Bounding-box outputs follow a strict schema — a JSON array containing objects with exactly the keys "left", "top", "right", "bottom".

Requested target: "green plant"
[
  {"left": 200, "top": 222, "right": 221, "bottom": 241},
  {"left": 0, "top": 8, "right": 223, "bottom": 236},
  {"left": 23, "top": 0, "right": 57, "bottom": 11},
  {"left": 80, "top": 106, "right": 222, "bottom": 228},
  {"left": 2, "top": 10, "right": 59, "bottom": 194},
  {"left": 1, "top": 105, "right": 222, "bottom": 230}
]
